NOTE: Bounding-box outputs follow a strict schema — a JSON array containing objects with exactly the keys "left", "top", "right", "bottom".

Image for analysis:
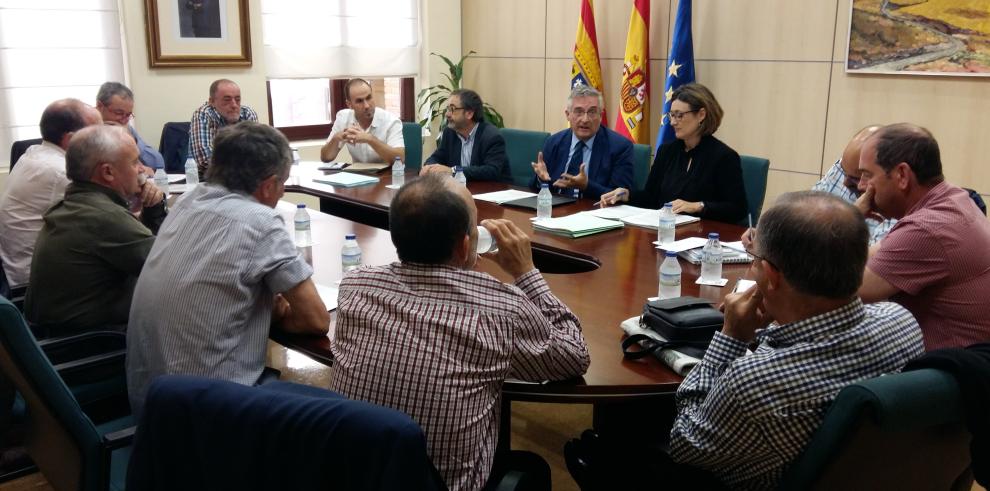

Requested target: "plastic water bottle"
[
  {"left": 571, "top": 188, "right": 581, "bottom": 200},
  {"left": 658, "top": 250, "right": 682, "bottom": 299},
  {"left": 293, "top": 204, "right": 311, "bottom": 247},
  {"left": 392, "top": 156, "right": 405, "bottom": 188},
  {"left": 341, "top": 234, "right": 362, "bottom": 273},
  {"left": 536, "top": 183, "right": 552, "bottom": 220},
  {"left": 153, "top": 168, "right": 169, "bottom": 196},
  {"left": 658, "top": 202, "right": 676, "bottom": 245},
  {"left": 184, "top": 157, "right": 199, "bottom": 187},
  {"left": 453, "top": 166, "right": 467, "bottom": 186},
  {"left": 700, "top": 232, "right": 723, "bottom": 283},
  {"left": 476, "top": 226, "right": 498, "bottom": 254},
  {"left": 291, "top": 148, "right": 301, "bottom": 166}
]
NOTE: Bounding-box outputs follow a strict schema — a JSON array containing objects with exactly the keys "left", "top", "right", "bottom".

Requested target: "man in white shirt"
[
  {"left": 0, "top": 99, "right": 102, "bottom": 288},
  {"left": 320, "top": 79, "right": 404, "bottom": 164}
]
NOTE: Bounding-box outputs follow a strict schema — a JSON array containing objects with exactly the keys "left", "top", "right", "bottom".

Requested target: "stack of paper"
[
  {"left": 312, "top": 172, "right": 379, "bottom": 188},
  {"left": 472, "top": 190, "right": 537, "bottom": 204},
  {"left": 584, "top": 204, "right": 653, "bottom": 220},
  {"left": 619, "top": 208, "right": 700, "bottom": 230},
  {"left": 532, "top": 212, "right": 624, "bottom": 238}
]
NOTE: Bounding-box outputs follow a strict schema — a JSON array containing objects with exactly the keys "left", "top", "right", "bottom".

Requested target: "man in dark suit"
[
  {"left": 421, "top": 89, "right": 509, "bottom": 182},
  {"left": 531, "top": 85, "right": 634, "bottom": 200}
]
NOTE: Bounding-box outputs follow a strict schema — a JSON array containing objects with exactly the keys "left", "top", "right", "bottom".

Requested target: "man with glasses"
[
  {"left": 531, "top": 85, "right": 633, "bottom": 200},
  {"left": 421, "top": 89, "right": 509, "bottom": 182},
  {"left": 320, "top": 78, "right": 404, "bottom": 164},
  {"left": 96, "top": 81, "right": 164, "bottom": 176},
  {"left": 664, "top": 191, "right": 920, "bottom": 489}
]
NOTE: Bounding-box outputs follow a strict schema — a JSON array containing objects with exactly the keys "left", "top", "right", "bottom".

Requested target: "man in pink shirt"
[{"left": 857, "top": 123, "right": 990, "bottom": 350}]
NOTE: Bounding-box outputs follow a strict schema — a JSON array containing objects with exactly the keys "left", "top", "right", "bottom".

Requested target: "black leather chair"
[
  {"left": 157, "top": 122, "right": 190, "bottom": 173},
  {"left": 8, "top": 139, "right": 42, "bottom": 172}
]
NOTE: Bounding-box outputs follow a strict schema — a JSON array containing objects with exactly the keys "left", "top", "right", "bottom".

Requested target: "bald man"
[{"left": 0, "top": 99, "right": 102, "bottom": 288}]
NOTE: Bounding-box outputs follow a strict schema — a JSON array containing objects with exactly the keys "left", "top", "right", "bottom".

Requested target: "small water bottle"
[
  {"left": 700, "top": 232, "right": 723, "bottom": 283},
  {"left": 184, "top": 157, "right": 199, "bottom": 187},
  {"left": 392, "top": 156, "right": 405, "bottom": 188},
  {"left": 341, "top": 234, "right": 362, "bottom": 273},
  {"left": 658, "top": 202, "right": 676, "bottom": 245},
  {"left": 153, "top": 168, "right": 169, "bottom": 196},
  {"left": 476, "top": 226, "right": 498, "bottom": 254},
  {"left": 571, "top": 188, "right": 581, "bottom": 200},
  {"left": 291, "top": 148, "right": 301, "bottom": 166},
  {"left": 658, "top": 250, "right": 682, "bottom": 299},
  {"left": 453, "top": 166, "right": 467, "bottom": 186},
  {"left": 293, "top": 204, "right": 311, "bottom": 247},
  {"left": 536, "top": 183, "right": 552, "bottom": 220}
]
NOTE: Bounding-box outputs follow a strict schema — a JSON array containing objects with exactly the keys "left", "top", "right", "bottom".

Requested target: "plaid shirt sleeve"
[
  {"left": 189, "top": 103, "right": 215, "bottom": 175},
  {"left": 669, "top": 332, "right": 766, "bottom": 468},
  {"left": 243, "top": 105, "right": 259, "bottom": 122},
  {"left": 507, "top": 269, "right": 591, "bottom": 382}
]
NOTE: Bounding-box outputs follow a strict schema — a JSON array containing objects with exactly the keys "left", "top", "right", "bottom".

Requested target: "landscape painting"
[{"left": 847, "top": 0, "right": 990, "bottom": 76}]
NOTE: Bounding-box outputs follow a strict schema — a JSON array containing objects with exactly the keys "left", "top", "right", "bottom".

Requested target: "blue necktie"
[{"left": 567, "top": 140, "right": 585, "bottom": 176}]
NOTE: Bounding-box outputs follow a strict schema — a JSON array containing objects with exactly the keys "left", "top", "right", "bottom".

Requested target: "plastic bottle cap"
[
  {"left": 345, "top": 234, "right": 356, "bottom": 240},
  {"left": 666, "top": 251, "right": 677, "bottom": 257},
  {"left": 708, "top": 232, "right": 719, "bottom": 239},
  {"left": 665, "top": 202, "right": 673, "bottom": 207},
  {"left": 540, "top": 183, "right": 549, "bottom": 189},
  {"left": 297, "top": 203, "right": 306, "bottom": 208}
]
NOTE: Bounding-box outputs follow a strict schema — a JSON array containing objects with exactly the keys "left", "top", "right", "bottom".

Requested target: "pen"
[
  {"left": 747, "top": 213, "right": 753, "bottom": 230},
  {"left": 597, "top": 190, "right": 626, "bottom": 208}
]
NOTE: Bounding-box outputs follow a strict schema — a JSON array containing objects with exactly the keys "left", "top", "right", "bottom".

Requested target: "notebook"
[
  {"left": 678, "top": 247, "right": 753, "bottom": 265},
  {"left": 502, "top": 194, "right": 577, "bottom": 210},
  {"left": 312, "top": 172, "right": 380, "bottom": 188},
  {"left": 472, "top": 190, "right": 537, "bottom": 205},
  {"left": 532, "top": 212, "right": 624, "bottom": 238}
]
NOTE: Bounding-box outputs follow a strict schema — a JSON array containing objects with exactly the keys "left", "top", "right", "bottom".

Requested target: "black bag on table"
[{"left": 621, "top": 297, "right": 723, "bottom": 360}]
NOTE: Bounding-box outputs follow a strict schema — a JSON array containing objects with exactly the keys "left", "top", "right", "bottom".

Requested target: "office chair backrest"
[
  {"left": 158, "top": 122, "right": 191, "bottom": 174},
  {"left": 779, "top": 368, "right": 972, "bottom": 490},
  {"left": 127, "top": 376, "right": 445, "bottom": 491},
  {"left": 631, "top": 143, "right": 651, "bottom": 192},
  {"left": 739, "top": 155, "right": 769, "bottom": 225},
  {"left": 402, "top": 121, "right": 423, "bottom": 173},
  {"left": 0, "top": 297, "right": 104, "bottom": 491},
  {"left": 9, "top": 138, "right": 43, "bottom": 172},
  {"left": 501, "top": 128, "right": 550, "bottom": 187}
]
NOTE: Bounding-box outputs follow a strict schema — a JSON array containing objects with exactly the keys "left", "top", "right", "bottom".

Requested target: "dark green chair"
[
  {"left": 739, "top": 155, "right": 769, "bottom": 225},
  {"left": 402, "top": 122, "right": 423, "bottom": 173},
  {"left": 779, "top": 368, "right": 973, "bottom": 491},
  {"left": 0, "top": 297, "right": 133, "bottom": 491},
  {"left": 501, "top": 128, "right": 550, "bottom": 187},
  {"left": 631, "top": 143, "right": 652, "bottom": 192}
]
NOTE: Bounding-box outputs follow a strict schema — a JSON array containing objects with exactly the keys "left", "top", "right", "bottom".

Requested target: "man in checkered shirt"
[
  {"left": 188, "top": 79, "right": 258, "bottom": 177},
  {"left": 668, "top": 191, "right": 924, "bottom": 489},
  {"left": 328, "top": 173, "right": 590, "bottom": 491}
]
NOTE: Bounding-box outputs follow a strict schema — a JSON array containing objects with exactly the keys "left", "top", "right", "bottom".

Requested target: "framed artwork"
[
  {"left": 145, "top": 0, "right": 252, "bottom": 68},
  {"left": 846, "top": 0, "right": 990, "bottom": 76}
]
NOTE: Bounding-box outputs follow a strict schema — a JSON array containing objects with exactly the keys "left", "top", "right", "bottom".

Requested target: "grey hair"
[
  {"left": 65, "top": 125, "right": 130, "bottom": 182},
  {"left": 205, "top": 122, "right": 291, "bottom": 194},
  {"left": 96, "top": 82, "right": 134, "bottom": 105},
  {"left": 756, "top": 191, "right": 868, "bottom": 299},
  {"left": 566, "top": 84, "right": 604, "bottom": 110}
]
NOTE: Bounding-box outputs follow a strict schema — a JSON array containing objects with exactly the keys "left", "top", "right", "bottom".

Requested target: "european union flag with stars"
[{"left": 655, "top": 0, "right": 695, "bottom": 148}]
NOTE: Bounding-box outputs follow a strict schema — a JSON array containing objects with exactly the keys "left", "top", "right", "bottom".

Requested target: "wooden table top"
[{"left": 280, "top": 165, "right": 750, "bottom": 402}]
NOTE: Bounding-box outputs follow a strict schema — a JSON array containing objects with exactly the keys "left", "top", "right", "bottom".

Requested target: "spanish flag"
[
  {"left": 571, "top": 0, "right": 606, "bottom": 125},
  {"left": 615, "top": 0, "right": 650, "bottom": 143}
]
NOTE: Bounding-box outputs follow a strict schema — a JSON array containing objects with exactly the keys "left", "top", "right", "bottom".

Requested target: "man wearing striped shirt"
[
  {"left": 327, "top": 173, "right": 590, "bottom": 491},
  {"left": 857, "top": 123, "right": 990, "bottom": 350},
  {"left": 126, "top": 122, "right": 329, "bottom": 419},
  {"left": 669, "top": 191, "right": 924, "bottom": 489}
]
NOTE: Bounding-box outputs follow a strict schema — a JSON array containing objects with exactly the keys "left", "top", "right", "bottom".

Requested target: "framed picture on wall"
[
  {"left": 846, "top": 0, "right": 990, "bottom": 76},
  {"left": 145, "top": 0, "right": 252, "bottom": 68}
]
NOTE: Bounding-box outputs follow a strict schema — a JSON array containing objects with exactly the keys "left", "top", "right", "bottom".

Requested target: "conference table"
[{"left": 274, "top": 163, "right": 752, "bottom": 404}]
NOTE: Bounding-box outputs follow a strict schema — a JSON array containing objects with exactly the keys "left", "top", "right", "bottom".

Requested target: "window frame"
[{"left": 268, "top": 77, "right": 416, "bottom": 141}]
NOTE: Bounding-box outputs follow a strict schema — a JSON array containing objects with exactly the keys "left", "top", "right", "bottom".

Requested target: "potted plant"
[{"left": 417, "top": 51, "right": 505, "bottom": 138}]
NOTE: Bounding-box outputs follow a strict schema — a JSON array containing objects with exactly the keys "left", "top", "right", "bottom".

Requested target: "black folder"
[{"left": 501, "top": 195, "right": 577, "bottom": 210}]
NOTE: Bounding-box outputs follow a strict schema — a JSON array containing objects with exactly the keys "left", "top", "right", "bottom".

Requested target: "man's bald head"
[
  {"left": 389, "top": 174, "right": 475, "bottom": 265},
  {"left": 39, "top": 98, "right": 102, "bottom": 150},
  {"left": 838, "top": 125, "right": 882, "bottom": 194}
]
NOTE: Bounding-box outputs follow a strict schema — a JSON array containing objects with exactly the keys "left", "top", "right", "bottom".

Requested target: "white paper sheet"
[{"left": 472, "top": 190, "right": 537, "bottom": 204}]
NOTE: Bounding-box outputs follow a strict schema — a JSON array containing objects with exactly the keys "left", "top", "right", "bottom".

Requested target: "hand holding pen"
[
  {"left": 596, "top": 187, "right": 629, "bottom": 207},
  {"left": 740, "top": 213, "right": 756, "bottom": 250}
]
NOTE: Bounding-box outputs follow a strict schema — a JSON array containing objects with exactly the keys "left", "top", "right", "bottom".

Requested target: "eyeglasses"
[
  {"left": 444, "top": 105, "right": 465, "bottom": 114},
  {"left": 570, "top": 108, "right": 601, "bottom": 119},
  {"left": 110, "top": 108, "right": 134, "bottom": 120},
  {"left": 666, "top": 109, "right": 698, "bottom": 121},
  {"left": 746, "top": 246, "right": 777, "bottom": 270}
]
